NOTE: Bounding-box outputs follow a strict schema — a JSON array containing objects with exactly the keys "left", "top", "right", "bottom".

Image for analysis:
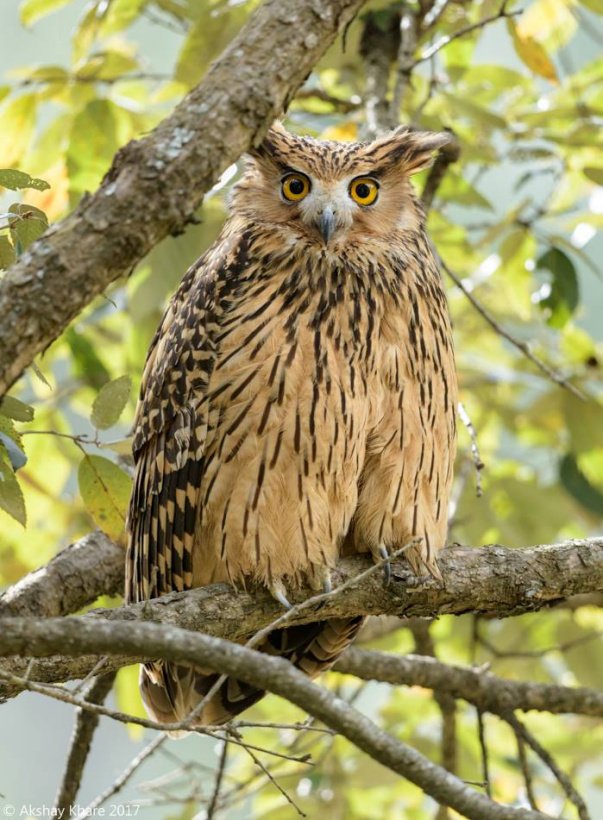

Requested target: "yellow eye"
[
  {"left": 349, "top": 177, "right": 379, "bottom": 206},
  {"left": 282, "top": 173, "right": 310, "bottom": 202}
]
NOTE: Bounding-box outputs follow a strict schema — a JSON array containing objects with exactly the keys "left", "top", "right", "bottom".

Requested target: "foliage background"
[{"left": 0, "top": 0, "right": 602, "bottom": 817}]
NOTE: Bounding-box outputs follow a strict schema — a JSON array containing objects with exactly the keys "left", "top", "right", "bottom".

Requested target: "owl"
[{"left": 125, "top": 122, "right": 458, "bottom": 727}]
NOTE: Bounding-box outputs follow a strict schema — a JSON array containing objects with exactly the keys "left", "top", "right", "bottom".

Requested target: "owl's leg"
[{"left": 370, "top": 544, "right": 392, "bottom": 587}]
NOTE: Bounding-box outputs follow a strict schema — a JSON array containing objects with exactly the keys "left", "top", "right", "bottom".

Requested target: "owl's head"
[{"left": 231, "top": 122, "right": 450, "bottom": 247}]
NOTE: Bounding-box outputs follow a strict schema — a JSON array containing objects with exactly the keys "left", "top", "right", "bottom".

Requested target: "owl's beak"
[{"left": 317, "top": 207, "right": 336, "bottom": 245}]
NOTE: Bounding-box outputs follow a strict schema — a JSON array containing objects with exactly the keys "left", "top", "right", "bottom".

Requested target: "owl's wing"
[{"left": 125, "top": 233, "right": 240, "bottom": 604}]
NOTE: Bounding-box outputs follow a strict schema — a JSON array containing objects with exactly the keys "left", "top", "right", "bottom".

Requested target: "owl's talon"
[
  {"left": 372, "top": 544, "right": 391, "bottom": 587},
  {"left": 270, "top": 583, "right": 292, "bottom": 610}
]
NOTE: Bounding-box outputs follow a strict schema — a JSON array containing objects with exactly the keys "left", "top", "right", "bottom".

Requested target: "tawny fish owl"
[{"left": 126, "top": 122, "right": 458, "bottom": 726}]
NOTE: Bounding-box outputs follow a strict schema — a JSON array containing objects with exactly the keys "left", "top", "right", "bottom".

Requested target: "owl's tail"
[{"left": 140, "top": 616, "right": 365, "bottom": 734}]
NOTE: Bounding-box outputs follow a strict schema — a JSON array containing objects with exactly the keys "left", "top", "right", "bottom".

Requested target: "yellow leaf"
[
  {"left": 321, "top": 122, "right": 358, "bottom": 142},
  {"left": 507, "top": 20, "right": 558, "bottom": 83},
  {"left": 115, "top": 665, "right": 147, "bottom": 740},
  {"left": 78, "top": 455, "right": 131, "bottom": 544},
  {"left": 0, "top": 95, "right": 38, "bottom": 166},
  {"left": 517, "top": 0, "right": 577, "bottom": 44}
]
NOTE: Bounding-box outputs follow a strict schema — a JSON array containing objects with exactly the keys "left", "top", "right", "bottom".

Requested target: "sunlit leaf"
[
  {"left": 91, "top": 375, "right": 132, "bottom": 430},
  {"left": 0, "top": 169, "right": 50, "bottom": 192},
  {"left": 0, "top": 450, "right": 26, "bottom": 526},
  {"left": 78, "top": 454, "right": 131, "bottom": 542},
  {"left": 0, "top": 237, "right": 16, "bottom": 270},
  {"left": 517, "top": 0, "right": 577, "bottom": 51},
  {"left": 507, "top": 19, "right": 558, "bottom": 82},
  {"left": 0, "top": 396, "right": 35, "bottom": 422},
  {"left": 0, "top": 94, "right": 38, "bottom": 166},
  {"left": 583, "top": 167, "right": 603, "bottom": 185},
  {"left": 8, "top": 203, "right": 49, "bottom": 253},
  {"left": 66, "top": 100, "right": 122, "bottom": 197},
  {"left": 20, "top": 0, "right": 71, "bottom": 27}
]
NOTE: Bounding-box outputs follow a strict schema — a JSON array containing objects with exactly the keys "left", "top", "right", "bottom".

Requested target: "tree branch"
[
  {"left": 0, "top": 530, "right": 124, "bottom": 618},
  {"left": 333, "top": 648, "right": 603, "bottom": 718},
  {"left": 0, "top": 538, "right": 601, "bottom": 698},
  {"left": 0, "top": 617, "right": 551, "bottom": 820},
  {"left": 0, "top": 0, "right": 368, "bottom": 398},
  {"left": 54, "top": 671, "right": 117, "bottom": 812}
]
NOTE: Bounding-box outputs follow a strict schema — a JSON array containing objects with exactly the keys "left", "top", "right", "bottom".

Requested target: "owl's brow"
[{"left": 277, "top": 163, "right": 306, "bottom": 177}]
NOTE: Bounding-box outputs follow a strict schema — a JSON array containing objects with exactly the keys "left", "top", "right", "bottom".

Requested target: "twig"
[
  {"left": 206, "top": 741, "right": 228, "bottom": 820},
  {"left": 477, "top": 709, "right": 492, "bottom": 798},
  {"left": 294, "top": 87, "right": 360, "bottom": 113},
  {"left": 86, "top": 734, "right": 166, "bottom": 812},
  {"left": 441, "top": 259, "right": 587, "bottom": 401},
  {"left": 54, "top": 672, "right": 117, "bottom": 811},
  {"left": 457, "top": 400, "right": 484, "bottom": 497},
  {"left": 15, "top": 72, "right": 172, "bottom": 88},
  {"left": 235, "top": 737, "right": 307, "bottom": 818},
  {"left": 504, "top": 713, "right": 590, "bottom": 820},
  {"left": 415, "top": 3, "right": 521, "bottom": 65},
  {"left": 514, "top": 724, "right": 539, "bottom": 812}
]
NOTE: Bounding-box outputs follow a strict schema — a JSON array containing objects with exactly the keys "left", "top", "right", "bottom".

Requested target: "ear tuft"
[
  {"left": 249, "top": 120, "right": 289, "bottom": 161},
  {"left": 382, "top": 127, "right": 453, "bottom": 175}
]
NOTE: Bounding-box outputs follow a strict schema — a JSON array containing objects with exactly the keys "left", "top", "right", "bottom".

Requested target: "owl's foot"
[
  {"left": 270, "top": 581, "right": 292, "bottom": 610},
  {"left": 308, "top": 566, "right": 332, "bottom": 610},
  {"left": 371, "top": 544, "right": 391, "bottom": 587}
]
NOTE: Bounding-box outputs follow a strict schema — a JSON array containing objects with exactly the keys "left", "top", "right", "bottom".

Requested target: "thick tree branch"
[
  {"left": 0, "top": 530, "right": 124, "bottom": 618},
  {"left": 0, "top": 538, "right": 601, "bottom": 698},
  {"left": 333, "top": 648, "right": 603, "bottom": 718},
  {"left": 0, "top": 617, "right": 550, "bottom": 820},
  {"left": 0, "top": 0, "right": 367, "bottom": 398}
]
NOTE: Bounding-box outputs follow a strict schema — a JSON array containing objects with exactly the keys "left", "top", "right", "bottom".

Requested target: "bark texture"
[
  {"left": 0, "top": 0, "right": 367, "bottom": 398},
  {"left": 0, "top": 538, "right": 601, "bottom": 697}
]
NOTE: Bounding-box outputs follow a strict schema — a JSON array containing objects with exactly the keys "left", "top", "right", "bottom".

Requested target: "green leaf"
[
  {"left": 583, "top": 167, "right": 603, "bottom": 186},
  {"left": 91, "top": 375, "right": 132, "bottom": 430},
  {"left": 0, "top": 169, "right": 50, "bottom": 192},
  {"left": 65, "top": 327, "right": 111, "bottom": 390},
  {"left": 0, "top": 415, "right": 26, "bottom": 470},
  {"left": 578, "top": 0, "right": 603, "bottom": 14},
  {"left": 559, "top": 454, "right": 603, "bottom": 516},
  {"left": 0, "top": 433, "right": 27, "bottom": 471},
  {"left": 20, "top": 0, "right": 72, "bottom": 26},
  {"left": 0, "top": 450, "right": 26, "bottom": 526},
  {"left": 8, "top": 204, "right": 49, "bottom": 254},
  {"left": 0, "top": 236, "right": 16, "bottom": 270},
  {"left": 66, "top": 100, "right": 121, "bottom": 196},
  {"left": 0, "top": 396, "right": 34, "bottom": 422},
  {"left": 78, "top": 454, "right": 132, "bottom": 542},
  {"left": 0, "top": 94, "right": 38, "bottom": 166},
  {"left": 176, "top": 5, "right": 250, "bottom": 87},
  {"left": 76, "top": 51, "right": 139, "bottom": 81},
  {"left": 536, "top": 248, "right": 579, "bottom": 329}
]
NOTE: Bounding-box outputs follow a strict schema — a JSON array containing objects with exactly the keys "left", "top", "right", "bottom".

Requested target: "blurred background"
[{"left": 0, "top": 0, "right": 602, "bottom": 817}]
